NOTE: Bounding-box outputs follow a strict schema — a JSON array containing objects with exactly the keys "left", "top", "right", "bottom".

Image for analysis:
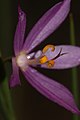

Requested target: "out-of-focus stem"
[
  {"left": 0, "top": 0, "right": 16, "bottom": 119},
  {"left": 0, "top": 52, "right": 16, "bottom": 120},
  {"left": 0, "top": 78, "right": 16, "bottom": 120},
  {"left": 70, "top": 13, "right": 79, "bottom": 120}
]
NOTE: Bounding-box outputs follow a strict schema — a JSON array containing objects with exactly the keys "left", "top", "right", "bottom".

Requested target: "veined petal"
[
  {"left": 41, "top": 45, "right": 80, "bottom": 69},
  {"left": 23, "top": 67, "right": 80, "bottom": 114},
  {"left": 14, "top": 6, "right": 26, "bottom": 55},
  {"left": 9, "top": 57, "right": 21, "bottom": 87},
  {"left": 23, "top": 0, "right": 71, "bottom": 53}
]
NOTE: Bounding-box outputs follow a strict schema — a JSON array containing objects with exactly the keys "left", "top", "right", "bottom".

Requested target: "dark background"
[{"left": 0, "top": 0, "right": 80, "bottom": 120}]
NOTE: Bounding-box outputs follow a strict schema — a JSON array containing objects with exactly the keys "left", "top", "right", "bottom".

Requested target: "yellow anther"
[
  {"left": 39, "top": 56, "right": 48, "bottom": 64},
  {"left": 42, "top": 44, "right": 55, "bottom": 53},
  {"left": 47, "top": 60, "right": 55, "bottom": 68}
]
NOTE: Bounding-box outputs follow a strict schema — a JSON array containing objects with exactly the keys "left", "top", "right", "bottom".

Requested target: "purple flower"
[{"left": 10, "top": 0, "right": 80, "bottom": 114}]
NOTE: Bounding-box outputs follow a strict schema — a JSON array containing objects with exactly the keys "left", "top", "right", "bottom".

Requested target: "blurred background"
[{"left": 0, "top": 0, "right": 80, "bottom": 120}]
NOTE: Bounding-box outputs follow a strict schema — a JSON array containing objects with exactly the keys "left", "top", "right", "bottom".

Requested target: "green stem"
[
  {"left": 0, "top": 78, "right": 16, "bottom": 120},
  {"left": 0, "top": 0, "right": 16, "bottom": 118},
  {"left": 70, "top": 13, "right": 79, "bottom": 120}
]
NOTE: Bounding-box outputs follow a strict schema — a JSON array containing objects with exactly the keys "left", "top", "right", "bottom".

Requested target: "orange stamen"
[
  {"left": 47, "top": 60, "right": 55, "bottom": 68},
  {"left": 42, "top": 44, "right": 55, "bottom": 53},
  {"left": 39, "top": 55, "right": 48, "bottom": 64}
]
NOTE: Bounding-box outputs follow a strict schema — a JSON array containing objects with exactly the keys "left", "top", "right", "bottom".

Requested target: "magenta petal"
[
  {"left": 9, "top": 57, "right": 21, "bottom": 87},
  {"left": 14, "top": 6, "right": 26, "bottom": 55},
  {"left": 23, "top": 67, "right": 80, "bottom": 114},
  {"left": 23, "top": 0, "right": 71, "bottom": 53},
  {"left": 41, "top": 45, "right": 80, "bottom": 69}
]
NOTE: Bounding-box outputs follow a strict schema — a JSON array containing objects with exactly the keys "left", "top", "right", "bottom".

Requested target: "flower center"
[
  {"left": 16, "top": 51, "right": 28, "bottom": 71},
  {"left": 16, "top": 44, "right": 66, "bottom": 70}
]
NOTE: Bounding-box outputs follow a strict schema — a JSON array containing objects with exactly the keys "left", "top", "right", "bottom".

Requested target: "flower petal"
[
  {"left": 23, "top": 66, "right": 80, "bottom": 114},
  {"left": 14, "top": 6, "right": 26, "bottom": 55},
  {"left": 23, "top": 0, "right": 71, "bottom": 53},
  {"left": 9, "top": 57, "right": 21, "bottom": 87},
  {"left": 41, "top": 45, "right": 80, "bottom": 69}
]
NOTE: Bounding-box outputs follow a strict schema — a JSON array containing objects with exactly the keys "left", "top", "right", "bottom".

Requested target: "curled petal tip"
[
  {"left": 18, "top": 5, "right": 26, "bottom": 21},
  {"left": 18, "top": 5, "right": 21, "bottom": 14}
]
